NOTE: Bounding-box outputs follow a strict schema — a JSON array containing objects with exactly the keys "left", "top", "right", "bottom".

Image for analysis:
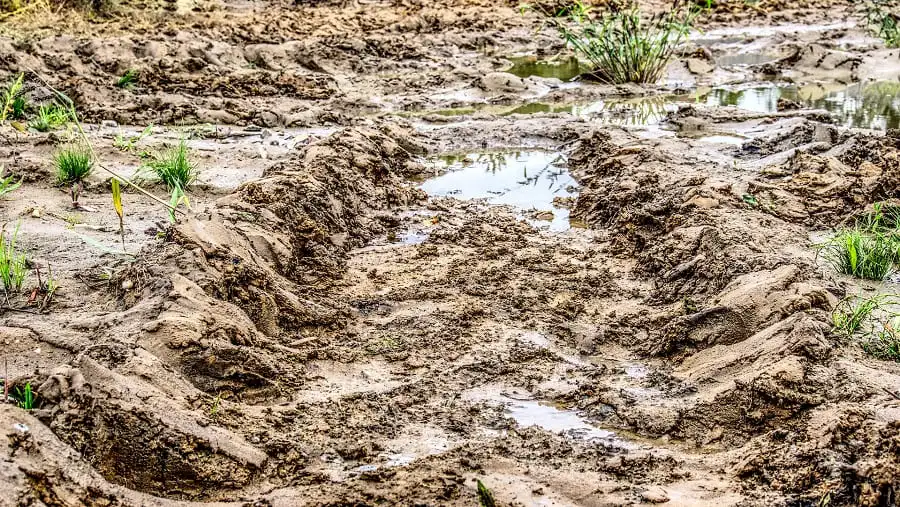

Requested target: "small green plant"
[
  {"left": 54, "top": 144, "right": 93, "bottom": 208},
  {"left": 538, "top": 0, "right": 703, "bottom": 84},
  {"left": 116, "top": 69, "right": 138, "bottom": 89},
  {"left": 0, "top": 224, "right": 27, "bottom": 293},
  {"left": 833, "top": 293, "right": 900, "bottom": 362},
  {"left": 862, "top": 327, "right": 900, "bottom": 361},
  {"left": 13, "top": 383, "right": 35, "bottom": 410},
  {"left": 476, "top": 479, "right": 496, "bottom": 507},
  {"left": 29, "top": 103, "right": 69, "bottom": 132},
  {"left": 10, "top": 95, "right": 26, "bottom": 120},
  {"left": 832, "top": 294, "right": 891, "bottom": 337},
  {"left": 0, "top": 166, "right": 21, "bottom": 198},
  {"left": 866, "top": 0, "right": 900, "bottom": 48},
  {"left": 0, "top": 72, "right": 23, "bottom": 124},
  {"left": 113, "top": 124, "right": 153, "bottom": 153},
  {"left": 817, "top": 227, "right": 897, "bottom": 280},
  {"left": 145, "top": 138, "right": 198, "bottom": 221},
  {"left": 111, "top": 177, "right": 125, "bottom": 251}
]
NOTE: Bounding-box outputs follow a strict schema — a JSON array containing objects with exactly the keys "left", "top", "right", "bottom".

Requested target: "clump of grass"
[
  {"left": 816, "top": 202, "right": 900, "bottom": 281},
  {"left": 54, "top": 144, "right": 93, "bottom": 208},
  {"left": 833, "top": 293, "right": 891, "bottom": 337},
  {"left": 866, "top": 0, "right": 900, "bottom": 48},
  {"left": 538, "top": 0, "right": 703, "bottom": 84},
  {"left": 833, "top": 293, "right": 900, "bottom": 362},
  {"left": 862, "top": 327, "right": 900, "bottom": 360},
  {"left": 0, "top": 224, "right": 27, "bottom": 293},
  {"left": 55, "top": 144, "right": 93, "bottom": 185},
  {"left": 476, "top": 480, "right": 496, "bottom": 507},
  {"left": 116, "top": 69, "right": 138, "bottom": 89},
  {"left": 817, "top": 227, "right": 897, "bottom": 280},
  {"left": 13, "top": 383, "right": 35, "bottom": 410},
  {"left": 145, "top": 138, "right": 198, "bottom": 220},
  {"left": 10, "top": 95, "right": 27, "bottom": 120},
  {"left": 29, "top": 103, "right": 69, "bottom": 132}
]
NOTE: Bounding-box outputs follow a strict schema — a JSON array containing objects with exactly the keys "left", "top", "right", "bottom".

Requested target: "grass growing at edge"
[
  {"left": 537, "top": 0, "right": 703, "bottom": 84},
  {"left": 13, "top": 383, "right": 35, "bottom": 410},
  {"left": 0, "top": 166, "right": 21, "bottom": 198},
  {"left": 866, "top": 0, "right": 900, "bottom": 48},
  {"left": 29, "top": 103, "right": 69, "bottom": 132},
  {"left": 833, "top": 293, "right": 900, "bottom": 362},
  {"left": 0, "top": 224, "right": 27, "bottom": 293},
  {"left": 817, "top": 227, "right": 897, "bottom": 281},
  {"left": 146, "top": 138, "right": 198, "bottom": 220}
]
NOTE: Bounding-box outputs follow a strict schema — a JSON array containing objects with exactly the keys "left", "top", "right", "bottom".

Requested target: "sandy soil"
[{"left": 0, "top": 0, "right": 899, "bottom": 505}]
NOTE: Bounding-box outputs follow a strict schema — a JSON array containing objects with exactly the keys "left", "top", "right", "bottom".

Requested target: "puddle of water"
[
  {"left": 700, "top": 80, "right": 900, "bottom": 129},
  {"left": 504, "top": 56, "right": 588, "bottom": 82},
  {"left": 420, "top": 150, "right": 577, "bottom": 231},
  {"left": 463, "top": 386, "right": 627, "bottom": 447}
]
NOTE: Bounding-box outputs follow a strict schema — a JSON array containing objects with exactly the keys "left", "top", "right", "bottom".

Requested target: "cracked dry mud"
[{"left": 1, "top": 0, "right": 900, "bottom": 505}]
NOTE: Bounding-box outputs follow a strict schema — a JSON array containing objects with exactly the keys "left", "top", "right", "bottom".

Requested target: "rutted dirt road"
[{"left": 0, "top": 0, "right": 899, "bottom": 505}]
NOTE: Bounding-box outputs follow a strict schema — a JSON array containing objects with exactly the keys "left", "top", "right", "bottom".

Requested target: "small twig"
[{"left": 884, "top": 387, "right": 900, "bottom": 401}]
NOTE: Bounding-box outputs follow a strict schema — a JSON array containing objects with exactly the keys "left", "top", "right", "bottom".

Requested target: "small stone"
[
  {"left": 686, "top": 196, "right": 720, "bottom": 209},
  {"left": 121, "top": 279, "right": 134, "bottom": 290},
  {"left": 686, "top": 58, "right": 714, "bottom": 75},
  {"left": 101, "top": 120, "right": 119, "bottom": 128},
  {"left": 533, "top": 210, "right": 555, "bottom": 221},
  {"left": 31, "top": 207, "right": 43, "bottom": 218},
  {"left": 640, "top": 486, "right": 670, "bottom": 503}
]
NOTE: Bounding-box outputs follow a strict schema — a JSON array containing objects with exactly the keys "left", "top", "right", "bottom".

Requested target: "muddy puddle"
[
  {"left": 420, "top": 150, "right": 577, "bottom": 231},
  {"left": 504, "top": 56, "right": 588, "bottom": 82},
  {"left": 699, "top": 80, "right": 900, "bottom": 129},
  {"left": 463, "top": 386, "right": 628, "bottom": 447}
]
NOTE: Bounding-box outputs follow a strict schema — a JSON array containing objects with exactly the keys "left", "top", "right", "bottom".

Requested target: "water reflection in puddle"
[
  {"left": 412, "top": 80, "right": 900, "bottom": 130},
  {"left": 464, "top": 386, "right": 627, "bottom": 447},
  {"left": 504, "top": 56, "right": 588, "bottom": 82},
  {"left": 700, "top": 80, "right": 900, "bottom": 129},
  {"left": 420, "top": 150, "right": 577, "bottom": 231}
]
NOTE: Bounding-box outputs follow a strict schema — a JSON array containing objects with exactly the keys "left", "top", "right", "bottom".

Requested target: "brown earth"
[{"left": 0, "top": 0, "right": 899, "bottom": 505}]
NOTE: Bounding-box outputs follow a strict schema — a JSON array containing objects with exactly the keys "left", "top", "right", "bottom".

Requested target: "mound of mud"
[{"left": 7, "top": 125, "right": 425, "bottom": 502}]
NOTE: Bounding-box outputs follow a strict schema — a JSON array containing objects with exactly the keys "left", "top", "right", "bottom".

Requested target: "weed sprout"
[
  {"left": 0, "top": 72, "right": 23, "bottom": 124},
  {"left": 29, "top": 103, "right": 69, "bottom": 132},
  {"left": 0, "top": 224, "right": 27, "bottom": 293},
  {"left": 54, "top": 144, "right": 93, "bottom": 208},
  {"left": 116, "top": 69, "right": 138, "bottom": 89},
  {"left": 145, "top": 138, "right": 198, "bottom": 221}
]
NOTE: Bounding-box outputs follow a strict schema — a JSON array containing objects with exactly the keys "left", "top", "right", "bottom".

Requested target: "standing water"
[{"left": 420, "top": 150, "right": 577, "bottom": 231}]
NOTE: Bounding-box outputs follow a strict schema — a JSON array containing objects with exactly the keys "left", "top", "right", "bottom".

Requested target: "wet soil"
[{"left": 1, "top": 0, "right": 900, "bottom": 506}]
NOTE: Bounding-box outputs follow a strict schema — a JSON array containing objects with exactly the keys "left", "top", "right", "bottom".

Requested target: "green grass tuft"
[
  {"left": 817, "top": 227, "right": 897, "bottom": 280},
  {"left": 116, "top": 69, "right": 138, "bottom": 89},
  {"left": 29, "top": 103, "right": 69, "bottom": 132},
  {"left": 54, "top": 144, "right": 94, "bottom": 185},
  {"left": 538, "top": 0, "right": 703, "bottom": 84},
  {"left": 147, "top": 138, "right": 198, "bottom": 193},
  {"left": 0, "top": 223, "right": 27, "bottom": 293},
  {"left": 866, "top": 0, "right": 900, "bottom": 48}
]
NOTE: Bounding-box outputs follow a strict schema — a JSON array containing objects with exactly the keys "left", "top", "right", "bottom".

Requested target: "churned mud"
[{"left": 1, "top": 0, "right": 900, "bottom": 505}]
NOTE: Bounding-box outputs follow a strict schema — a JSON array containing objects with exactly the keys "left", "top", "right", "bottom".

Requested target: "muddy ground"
[{"left": 0, "top": 0, "right": 900, "bottom": 505}]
